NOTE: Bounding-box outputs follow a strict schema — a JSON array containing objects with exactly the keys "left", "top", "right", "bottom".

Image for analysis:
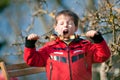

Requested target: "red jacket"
[{"left": 24, "top": 37, "right": 110, "bottom": 80}]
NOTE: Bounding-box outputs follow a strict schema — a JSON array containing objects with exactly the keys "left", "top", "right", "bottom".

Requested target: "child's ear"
[
  {"left": 54, "top": 26, "right": 58, "bottom": 32},
  {"left": 54, "top": 27, "right": 57, "bottom": 32}
]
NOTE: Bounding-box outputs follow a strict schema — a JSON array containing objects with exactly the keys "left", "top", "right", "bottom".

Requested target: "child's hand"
[
  {"left": 27, "top": 33, "right": 39, "bottom": 40},
  {"left": 85, "top": 30, "right": 98, "bottom": 38}
]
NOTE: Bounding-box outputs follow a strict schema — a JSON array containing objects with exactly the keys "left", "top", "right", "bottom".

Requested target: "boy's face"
[{"left": 55, "top": 15, "right": 78, "bottom": 38}]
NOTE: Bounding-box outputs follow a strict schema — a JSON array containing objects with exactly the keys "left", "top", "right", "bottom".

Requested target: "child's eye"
[
  {"left": 68, "top": 22, "right": 74, "bottom": 26},
  {"left": 57, "top": 22, "right": 64, "bottom": 26},
  {"left": 68, "top": 24, "right": 72, "bottom": 26}
]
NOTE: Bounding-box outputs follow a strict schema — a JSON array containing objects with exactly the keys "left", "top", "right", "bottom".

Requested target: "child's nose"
[{"left": 64, "top": 23, "right": 68, "bottom": 27}]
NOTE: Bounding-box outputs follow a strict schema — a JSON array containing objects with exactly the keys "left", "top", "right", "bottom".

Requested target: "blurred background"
[{"left": 0, "top": 0, "right": 120, "bottom": 80}]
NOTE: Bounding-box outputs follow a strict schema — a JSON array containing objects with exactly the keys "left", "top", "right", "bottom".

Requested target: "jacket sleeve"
[
  {"left": 24, "top": 37, "right": 49, "bottom": 67},
  {"left": 90, "top": 40, "right": 111, "bottom": 63},
  {"left": 87, "top": 32, "right": 111, "bottom": 63}
]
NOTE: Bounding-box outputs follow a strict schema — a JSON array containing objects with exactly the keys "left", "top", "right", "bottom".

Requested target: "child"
[{"left": 24, "top": 10, "right": 111, "bottom": 80}]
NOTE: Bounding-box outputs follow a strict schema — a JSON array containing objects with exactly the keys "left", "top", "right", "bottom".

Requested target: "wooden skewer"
[{"left": 39, "top": 33, "right": 86, "bottom": 41}]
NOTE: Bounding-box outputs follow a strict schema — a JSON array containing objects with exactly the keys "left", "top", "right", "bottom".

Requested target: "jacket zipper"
[
  {"left": 49, "top": 56, "right": 53, "bottom": 80},
  {"left": 50, "top": 62, "right": 53, "bottom": 80},
  {"left": 67, "top": 46, "right": 72, "bottom": 80}
]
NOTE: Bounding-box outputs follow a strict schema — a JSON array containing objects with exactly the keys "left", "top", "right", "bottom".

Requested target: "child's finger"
[
  {"left": 85, "top": 30, "right": 97, "bottom": 37},
  {"left": 27, "top": 33, "right": 39, "bottom": 40}
]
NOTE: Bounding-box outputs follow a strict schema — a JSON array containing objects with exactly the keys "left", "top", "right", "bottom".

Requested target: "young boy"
[{"left": 24, "top": 10, "right": 111, "bottom": 80}]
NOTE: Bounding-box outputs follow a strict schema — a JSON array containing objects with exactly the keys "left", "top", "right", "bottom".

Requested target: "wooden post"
[{"left": 0, "top": 62, "right": 10, "bottom": 80}]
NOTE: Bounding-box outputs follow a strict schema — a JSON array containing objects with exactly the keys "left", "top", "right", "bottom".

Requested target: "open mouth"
[{"left": 63, "top": 29, "right": 69, "bottom": 35}]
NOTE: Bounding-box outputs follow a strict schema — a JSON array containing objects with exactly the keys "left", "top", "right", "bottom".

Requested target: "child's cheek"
[{"left": 55, "top": 26, "right": 63, "bottom": 35}]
